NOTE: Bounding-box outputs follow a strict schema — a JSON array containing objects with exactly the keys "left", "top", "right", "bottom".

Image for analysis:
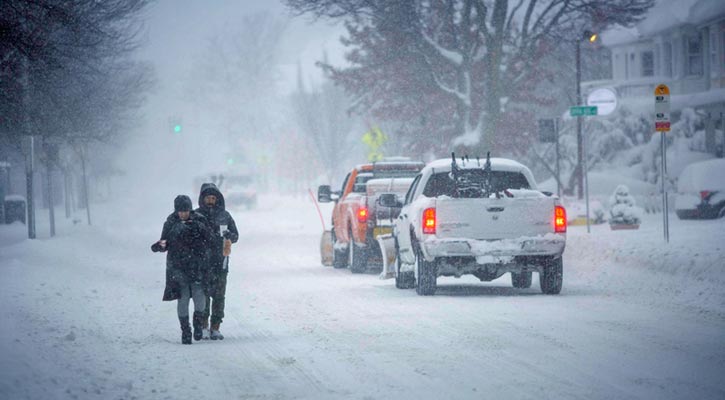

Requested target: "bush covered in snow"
[{"left": 609, "top": 184, "right": 642, "bottom": 225}]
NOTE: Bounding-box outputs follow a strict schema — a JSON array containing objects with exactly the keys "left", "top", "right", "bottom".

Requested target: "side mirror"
[
  {"left": 542, "top": 191, "right": 553, "bottom": 197},
  {"left": 318, "top": 185, "right": 332, "bottom": 203},
  {"left": 378, "top": 193, "right": 402, "bottom": 208}
]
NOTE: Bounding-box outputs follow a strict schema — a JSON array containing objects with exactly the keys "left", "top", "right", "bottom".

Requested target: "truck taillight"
[
  {"left": 554, "top": 205, "right": 566, "bottom": 233},
  {"left": 422, "top": 208, "right": 436, "bottom": 234},
  {"left": 357, "top": 207, "right": 368, "bottom": 223}
]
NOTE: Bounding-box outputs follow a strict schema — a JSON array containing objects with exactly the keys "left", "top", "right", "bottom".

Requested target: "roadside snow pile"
[{"left": 565, "top": 213, "right": 725, "bottom": 318}]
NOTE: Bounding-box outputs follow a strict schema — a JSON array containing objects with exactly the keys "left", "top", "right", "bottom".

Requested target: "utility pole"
[
  {"left": 555, "top": 118, "right": 561, "bottom": 198},
  {"left": 22, "top": 56, "right": 36, "bottom": 239},
  {"left": 576, "top": 40, "right": 583, "bottom": 200}
]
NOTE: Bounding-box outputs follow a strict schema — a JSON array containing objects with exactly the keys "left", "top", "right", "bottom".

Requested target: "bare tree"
[
  {"left": 286, "top": 0, "right": 653, "bottom": 155},
  {"left": 186, "top": 12, "right": 286, "bottom": 149},
  {"left": 291, "top": 59, "right": 358, "bottom": 182},
  {"left": 0, "top": 0, "right": 152, "bottom": 232}
]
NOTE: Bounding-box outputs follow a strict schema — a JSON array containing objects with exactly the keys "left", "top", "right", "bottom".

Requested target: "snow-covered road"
[{"left": 1, "top": 195, "right": 724, "bottom": 399}]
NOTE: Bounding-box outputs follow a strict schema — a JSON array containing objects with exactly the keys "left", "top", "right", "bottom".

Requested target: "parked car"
[
  {"left": 387, "top": 155, "right": 566, "bottom": 295},
  {"left": 675, "top": 158, "right": 725, "bottom": 219},
  {"left": 193, "top": 172, "right": 257, "bottom": 210}
]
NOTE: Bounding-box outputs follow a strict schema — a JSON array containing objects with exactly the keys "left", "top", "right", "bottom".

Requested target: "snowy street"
[{"left": 1, "top": 196, "right": 724, "bottom": 400}]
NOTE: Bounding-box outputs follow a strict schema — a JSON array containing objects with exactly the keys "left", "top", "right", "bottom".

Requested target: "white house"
[{"left": 584, "top": 0, "right": 725, "bottom": 154}]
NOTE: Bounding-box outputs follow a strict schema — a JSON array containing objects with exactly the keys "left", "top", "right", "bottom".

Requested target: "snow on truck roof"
[
  {"left": 355, "top": 160, "right": 425, "bottom": 171},
  {"left": 425, "top": 157, "right": 529, "bottom": 172}
]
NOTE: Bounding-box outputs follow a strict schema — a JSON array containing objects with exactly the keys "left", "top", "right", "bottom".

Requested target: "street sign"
[
  {"left": 587, "top": 88, "right": 617, "bottom": 116},
  {"left": 570, "top": 106, "right": 598, "bottom": 117},
  {"left": 655, "top": 84, "right": 671, "bottom": 132}
]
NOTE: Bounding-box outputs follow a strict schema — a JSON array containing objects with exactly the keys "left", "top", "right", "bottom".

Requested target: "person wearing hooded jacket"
[
  {"left": 151, "top": 195, "right": 213, "bottom": 344},
  {"left": 196, "top": 182, "right": 239, "bottom": 340}
]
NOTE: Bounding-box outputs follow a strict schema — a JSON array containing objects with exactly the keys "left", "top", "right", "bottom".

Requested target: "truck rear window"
[
  {"left": 423, "top": 170, "right": 530, "bottom": 198},
  {"left": 353, "top": 169, "right": 422, "bottom": 193}
]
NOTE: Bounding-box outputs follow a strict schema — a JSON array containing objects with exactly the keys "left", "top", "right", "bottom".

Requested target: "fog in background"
[{"left": 115, "top": 0, "right": 349, "bottom": 209}]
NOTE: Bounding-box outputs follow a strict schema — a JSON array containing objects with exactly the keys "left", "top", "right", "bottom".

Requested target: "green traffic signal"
[
  {"left": 174, "top": 124, "right": 182, "bottom": 134},
  {"left": 227, "top": 158, "right": 235, "bottom": 165}
]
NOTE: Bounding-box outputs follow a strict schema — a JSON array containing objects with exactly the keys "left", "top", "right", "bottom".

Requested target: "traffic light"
[{"left": 168, "top": 116, "right": 183, "bottom": 135}]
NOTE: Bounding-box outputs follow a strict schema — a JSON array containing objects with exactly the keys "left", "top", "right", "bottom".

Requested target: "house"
[{"left": 584, "top": 0, "right": 725, "bottom": 155}]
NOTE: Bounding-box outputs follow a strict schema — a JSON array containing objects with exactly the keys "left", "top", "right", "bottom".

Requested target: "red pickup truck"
[{"left": 318, "top": 160, "right": 424, "bottom": 273}]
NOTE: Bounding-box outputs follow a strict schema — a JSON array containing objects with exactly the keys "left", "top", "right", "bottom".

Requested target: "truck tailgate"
[{"left": 435, "top": 195, "right": 556, "bottom": 240}]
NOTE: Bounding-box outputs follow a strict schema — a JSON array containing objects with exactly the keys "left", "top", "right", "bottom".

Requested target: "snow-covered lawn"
[{"left": 1, "top": 195, "right": 724, "bottom": 399}]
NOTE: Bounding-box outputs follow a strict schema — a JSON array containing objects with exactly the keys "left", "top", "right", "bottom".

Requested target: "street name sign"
[{"left": 570, "top": 106, "right": 598, "bottom": 117}]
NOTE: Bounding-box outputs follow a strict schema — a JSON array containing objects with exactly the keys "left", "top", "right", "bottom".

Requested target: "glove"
[{"left": 151, "top": 240, "right": 167, "bottom": 253}]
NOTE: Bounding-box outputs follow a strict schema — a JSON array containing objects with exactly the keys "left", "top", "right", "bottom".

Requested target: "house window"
[
  {"left": 687, "top": 33, "right": 703, "bottom": 76},
  {"left": 642, "top": 51, "right": 654, "bottom": 77},
  {"left": 711, "top": 31, "right": 718, "bottom": 70},
  {"left": 663, "top": 42, "right": 673, "bottom": 77},
  {"left": 624, "top": 52, "right": 629, "bottom": 79},
  {"left": 654, "top": 44, "right": 660, "bottom": 76},
  {"left": 722, "top": 30, "right": 725, "bottom": 71}
]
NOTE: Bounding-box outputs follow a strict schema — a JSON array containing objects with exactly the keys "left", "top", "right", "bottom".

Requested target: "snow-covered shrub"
[{"left": 609, "top": 184, "right": 642, "bottom": 225}]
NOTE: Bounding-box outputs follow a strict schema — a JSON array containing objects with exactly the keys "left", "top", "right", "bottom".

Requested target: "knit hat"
[{"left": 174, "top": 195, "right": 193, "bottom": 212}]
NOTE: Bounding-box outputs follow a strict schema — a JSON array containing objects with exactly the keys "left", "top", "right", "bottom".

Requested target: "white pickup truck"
[{"left": 383, "top": 156, "right": 567, "bottom": 296}]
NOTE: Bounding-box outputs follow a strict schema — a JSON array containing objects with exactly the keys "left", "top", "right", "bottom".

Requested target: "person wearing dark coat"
[
  {"left": 195, "top": 182, "right": 239, "bottom": 340},
  {"left": 151, "top": 195, "right": 213, "bottom": 344}
]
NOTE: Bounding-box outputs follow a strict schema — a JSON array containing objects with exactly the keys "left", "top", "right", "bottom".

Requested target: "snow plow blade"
[
  {"left": 377, "top": 234, "right": 396, "bottom": 279},
  {"left": 320, "top": 230, "right": 333, "bottom": 266}
]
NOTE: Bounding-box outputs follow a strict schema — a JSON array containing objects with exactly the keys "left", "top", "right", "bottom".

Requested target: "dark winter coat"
[
  {"left": 151, "top": 210, "right": 213, "bottom": 301},
  {"left": 195, "top": 183, "right": 239, "bottom": 273}
]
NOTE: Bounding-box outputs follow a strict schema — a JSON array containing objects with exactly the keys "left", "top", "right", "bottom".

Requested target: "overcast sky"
[{"left": 138, "top": 0, "right": 345, "bottom": 96}]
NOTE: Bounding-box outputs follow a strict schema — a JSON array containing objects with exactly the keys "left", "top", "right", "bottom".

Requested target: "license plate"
[{"left": 373, "top": 226, "right": 392, "bottom": 237}]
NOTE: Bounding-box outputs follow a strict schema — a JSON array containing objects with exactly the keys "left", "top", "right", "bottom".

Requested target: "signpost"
[
  {"left": 569, "top": 105, "right": 598, "bottom": 233},
  {"left": 655, "top": 84, "right": 670, "bottom": 243}
]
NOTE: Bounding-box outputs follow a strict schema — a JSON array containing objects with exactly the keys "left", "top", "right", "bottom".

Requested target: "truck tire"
[
  {"left": 394, "top": 239, "right": 415, "bottom": 289},
  {"left": 331, "top": 231, "right": 347, "bottom": 269},
  {"left": 349, "top": 229, "right": 368, "bottom": 274},
  {"left": 414, "top": 243, "right": 436, "bottom": 296},
  {"left": 511, "top": 271, "right": 532, "bottom": 288},
  {"left": 539, "top": 257, "right": 563, "bottom": 295}
]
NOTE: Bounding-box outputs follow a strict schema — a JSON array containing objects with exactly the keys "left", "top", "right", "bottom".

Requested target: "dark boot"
[
  {"left": 210, "top": 322, "right": 224, "bottom": 340},
  {"left": 179, "top": 316, "right": 192, "bottom": 345},
  {"left": 192, "top": 312, "right": 204, "bottom": 341}
]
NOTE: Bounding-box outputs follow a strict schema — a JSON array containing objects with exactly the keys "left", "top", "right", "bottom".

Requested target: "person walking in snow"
[
  {"left": 151, "top": 195, "right": 213, "bottom": 345},
  {"left": 196, "top": 183, "right": 239, "bottom": 340}
]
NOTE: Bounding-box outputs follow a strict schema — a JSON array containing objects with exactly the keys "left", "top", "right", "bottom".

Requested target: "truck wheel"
[
  {"left": 331, "top": 231, "right": 347, "bottom": 269},
  {"left": 539, "top": 257, "right": 563, "bottom": 295},
  {"left": 394, "top": 239, "right": 415, "bottom": 289},
  {"left": 511, "top": 271, "right": 532, "bottom": 289},
  {"left": 349, "top": 229, "right": 368, "bottom": 274},
  {"left": 414, "top": 243, "right": 436, "bottom": 296}
]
